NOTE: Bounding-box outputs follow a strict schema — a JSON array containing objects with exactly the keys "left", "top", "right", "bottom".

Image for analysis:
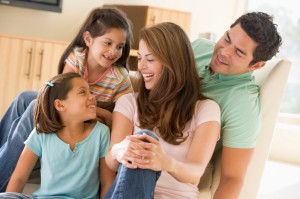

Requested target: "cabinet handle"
[
  {"left": 150, "top": 15, "right": 156, "bottom": 25},
  {"left": 25, "top": 48, "right": 33, "bottom": 79},
  {"left": 37, "top": 49, "right": 44, "bottom": 80}
]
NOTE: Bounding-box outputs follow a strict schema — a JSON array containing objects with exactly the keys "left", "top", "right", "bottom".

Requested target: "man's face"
[{"left": 210, "top": 23, "right": 262, "bottom": 75}]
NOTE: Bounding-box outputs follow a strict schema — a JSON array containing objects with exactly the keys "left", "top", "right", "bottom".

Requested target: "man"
[{"left": 192, "top": 12, "right": 282, "bottom": 199}]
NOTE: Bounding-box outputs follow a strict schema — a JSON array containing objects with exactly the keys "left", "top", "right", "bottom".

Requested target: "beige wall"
[
  {"left": 104, "top": 0, "right": 248, "bottom": 41},
  {"left": 0, "top": 0, "right": 247, "bottom": 42},
  {"left": 269, "top": 114, "right": 300, "bottom": 165},
  {"left": 0, "top": 0, "right": 105, "bottom": 42}
]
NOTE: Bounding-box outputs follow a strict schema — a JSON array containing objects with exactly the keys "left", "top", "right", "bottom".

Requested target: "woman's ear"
[
  {"left": 83, "top": 31, "right": 93, "bottom": 47},
  {"left": 54, "top": 99, "right": 65, "bottom": 112},
  {"left": 249, "top": 61, "right": 266, "bottom": 72}
]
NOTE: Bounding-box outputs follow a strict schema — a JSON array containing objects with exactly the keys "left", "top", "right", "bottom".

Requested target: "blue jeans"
[
  {"left": 0, "top": 193, "right": 62, "bottom": 199},
  {"left": 104, "top": 130, "right": 161, "bottom": 199},
  {"left": 0, "top": 91, "right": 38, "bottom": 192},
  {"left": 0, "top": 192, "right": 35, "bottom": 199}
]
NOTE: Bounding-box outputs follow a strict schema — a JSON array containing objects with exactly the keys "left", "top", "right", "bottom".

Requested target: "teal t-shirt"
[
  {"left": 192, "top": 38, "right": 262, "bottom": 150},
  {"left": 25, "top": 122, "right": 110, "bottom": 199}
]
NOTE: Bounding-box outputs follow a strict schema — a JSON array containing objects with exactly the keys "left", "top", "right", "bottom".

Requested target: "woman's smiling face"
[{"left": 137, "top": 40, "right": 163, "bottom": 90}]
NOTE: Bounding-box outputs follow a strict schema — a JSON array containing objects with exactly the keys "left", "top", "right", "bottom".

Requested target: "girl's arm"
[
  {"left": 133, "top": 121, "right": 220, "bottom": 184},
  {"left": 96, "top": 107, "right": 112, "bottom": 129},
  {"left": 6, "top": 146, "right": 38, "bottom": 192},
  {"left": 99, "top": 158, "right": 115, "bottom": 199}
]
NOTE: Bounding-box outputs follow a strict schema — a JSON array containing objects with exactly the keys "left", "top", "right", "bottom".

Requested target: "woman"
[{"left": 104, "top": 22, "right": 221, "bottom": 199}]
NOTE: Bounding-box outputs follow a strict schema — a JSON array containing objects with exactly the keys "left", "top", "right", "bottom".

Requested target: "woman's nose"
[{"left": 137, "top": 58, "right": 146, "bottom": 70}]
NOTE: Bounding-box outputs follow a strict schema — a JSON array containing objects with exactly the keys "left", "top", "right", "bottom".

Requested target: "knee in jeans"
[
  {"left": 134, "top": 129, "right": 159, "bottom": 142},
  {"left": 16, "top": 91, "right": 38, "bottom": 106},
  {"left": 17, "top": 91, "right": 38, "bottom": 100}
]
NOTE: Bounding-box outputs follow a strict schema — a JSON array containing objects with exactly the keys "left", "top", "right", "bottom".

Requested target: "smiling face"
[
  {"left": 84, "top": 28, "right": 127, "bottom": 69},
  {"left": 60, "top": 77, "right": 96, "bottom": 122},
  {"left": 210, "top": 24, "right": 264, "bottom": 75},
  {"left": 137, "top": 40, "right": 163, "bottom": 90}
]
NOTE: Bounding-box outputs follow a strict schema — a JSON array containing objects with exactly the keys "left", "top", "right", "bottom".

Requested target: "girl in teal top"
[{"left": 0, "top": 72, "right": 114, "bottom": 199}]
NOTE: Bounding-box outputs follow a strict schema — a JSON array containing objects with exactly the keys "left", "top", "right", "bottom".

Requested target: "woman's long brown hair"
[{"left": 137, "top": 22, "right": 206, "bottom": 145}]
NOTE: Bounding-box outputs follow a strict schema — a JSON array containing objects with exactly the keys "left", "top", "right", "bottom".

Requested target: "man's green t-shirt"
[{"left": 192, "top": 38, "right": 262, "bottom": 150}]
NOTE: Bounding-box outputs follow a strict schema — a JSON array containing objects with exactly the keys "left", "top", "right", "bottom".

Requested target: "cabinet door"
[
  {"left": 0, "top": 35, "right": 67, "bottom": 117},
  {"left": 0, "top": 36, "right": 35, "bottom": 116},
  {"left": 146, "top": 7, "right": 191, "bottom": 35},
  {"left": 31, "top": 41, "right": 67, "bottom": 91}
]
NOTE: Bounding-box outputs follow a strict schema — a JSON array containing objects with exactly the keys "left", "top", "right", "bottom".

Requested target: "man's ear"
[
  {"left": 249, "top": 61, "right": 266, "bottom": 72},
  {"left": 54, "top": 99, "right": 65, "bottom": 112},
  {"left": 83, "top": 31, "right": 93, "bottom": 46}
]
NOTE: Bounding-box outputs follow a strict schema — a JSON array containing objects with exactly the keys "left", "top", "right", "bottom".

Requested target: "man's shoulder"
[
  {"left": 192, "top": 38, "right": 215, "bottom": 50},
  {"left": 192, "top": 38, "right": 215, "bottom": 57},
  {"left": 192, "top": 38, "right": 215, "bottom": 75}
]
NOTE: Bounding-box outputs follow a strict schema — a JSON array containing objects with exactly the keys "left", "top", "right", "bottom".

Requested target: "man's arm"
[{"left": 213, "top": 146, "right": 254, "bottom": 199}]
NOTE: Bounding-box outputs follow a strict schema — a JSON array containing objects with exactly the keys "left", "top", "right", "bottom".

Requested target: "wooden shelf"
[{"left": 129, "top": 49, "right": 138, "bottom": 57}]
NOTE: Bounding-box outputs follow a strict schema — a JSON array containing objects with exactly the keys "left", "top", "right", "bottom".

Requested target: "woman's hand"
[
  {"left": 111, "top": 135, "right": 148, "bottom": 169},
  {"left": 127, "top": 134, "right": 170, "bottom": 172}
]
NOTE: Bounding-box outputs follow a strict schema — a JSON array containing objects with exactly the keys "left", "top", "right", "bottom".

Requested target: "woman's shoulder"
[
  {"left": 117, "top": 92, "right": 137, "bottom": 102},
  {"left": 193, "top": 99, "right": 221, "bottom": 125},
  {"left": 115, "top": 93, "right": 137, "bottom": 110},
  {"left": 196, "top": 99, "right": 220, "bottom": 110}
]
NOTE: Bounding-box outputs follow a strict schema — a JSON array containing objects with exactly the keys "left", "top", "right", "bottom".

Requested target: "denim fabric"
[
  {"left": 0, "top": 192, "right": 35, "bottom": 199},
  {"left": 134, "top": 129, "right": 159, "bottom": 141},
  {"left": 104, "top": 130, "right": 161, "bottom": 199},
  {"left": 0, "top": 193, "right": 66, "bottom": 199},
  {"left": 0, "top": 91, "right": 38, "bottom": 192}
]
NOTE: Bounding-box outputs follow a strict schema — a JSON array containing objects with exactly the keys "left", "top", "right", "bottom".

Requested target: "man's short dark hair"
[{"left": 231, "top": 12, "right": 282, "bottom": 65}]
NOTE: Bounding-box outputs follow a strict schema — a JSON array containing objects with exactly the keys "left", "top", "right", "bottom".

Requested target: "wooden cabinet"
[
  {"left": 0, "top": 35, "right": 68, "bottom": 116},
  {"left": 104, "top": 5, "right": 192, "bottom": 70}
]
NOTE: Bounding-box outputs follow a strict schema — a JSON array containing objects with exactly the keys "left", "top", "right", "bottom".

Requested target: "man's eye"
[{"left": 236, "top": 51, "right": 243, "bottom": 57}]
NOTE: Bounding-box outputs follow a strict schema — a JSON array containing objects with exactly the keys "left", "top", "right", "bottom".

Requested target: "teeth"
[
  {"left": 104, "top": 55, "right": 114, "bottom": 60},
  {"left": 218, "top": 56, "right": 228, "bottom": 65},
  {"left": 143, "top": 73, "right": 154, "bottom": 78}
]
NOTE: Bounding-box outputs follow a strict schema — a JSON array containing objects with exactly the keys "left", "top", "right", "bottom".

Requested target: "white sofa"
[
  {"left": 198, "top": 59, "right": 292, "bottom": 199},
  {"left": 23, "top": 59, "right": 292, "bottom": 199}
]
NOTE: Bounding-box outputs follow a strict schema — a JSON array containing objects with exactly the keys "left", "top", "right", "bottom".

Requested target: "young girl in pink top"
[{"left": 58, "top": 7, "right": 133, "bottom": 127}]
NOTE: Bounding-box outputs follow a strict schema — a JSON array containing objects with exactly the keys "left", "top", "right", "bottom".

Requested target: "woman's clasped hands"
[{"left": 111, "top": 133, "right": 169, "bottom": 171}]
